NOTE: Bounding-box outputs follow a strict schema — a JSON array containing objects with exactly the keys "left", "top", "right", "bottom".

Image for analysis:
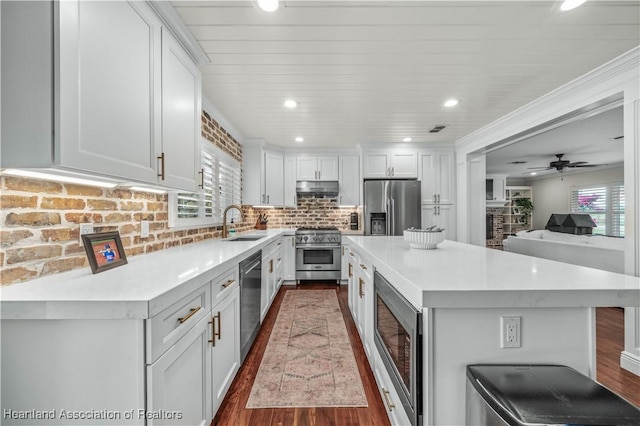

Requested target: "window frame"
[
  {"left": 569, "top": 181, "right": 624, "bottom": 237},
  {"left": 168, "top": 139, "right": 242, "bottom": 229}
]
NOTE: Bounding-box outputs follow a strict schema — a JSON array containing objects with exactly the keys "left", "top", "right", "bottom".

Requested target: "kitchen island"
[{"left": 344, "top": 236, "right": 640, "bottom": 425}]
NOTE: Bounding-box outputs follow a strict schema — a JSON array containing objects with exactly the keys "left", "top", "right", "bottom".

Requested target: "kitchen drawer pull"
[
  {"left": 359, "top": 277, "right": 364, "bottom": 298},
  {"left": 215, "top": 311, "right": 221, "bottom": 341},
  {"left": 177, "top": 306, "right": 201, "bottom": 324},
  {"left": 348, "top": 263, "right": 353, "bottom": 278},
  {"left": 209, "top": 311, "right": 221, "bottom": 346},
  {"left": 359, "top": 263, "right": 367, "bottom": 271},
  {"left": 222, "top": 279, "right": 235, "bottom": 289},
  {"left": 198, "top": 168, "right": 204, "bottom": 189},
  {"left": 382, "top": 388, "right": 395, "bottom": 411},
  {"left": 349, "top": 252, "right": 355, "bottom": 258},
  {"left": 269, "top": 259, "right": 273, "bottom": 273},
  {"left": 278, "top": 257, "right": 282, "bottom": 262},
  {"left": 157, "top": 152, "right": 166, "bottom": 180}
]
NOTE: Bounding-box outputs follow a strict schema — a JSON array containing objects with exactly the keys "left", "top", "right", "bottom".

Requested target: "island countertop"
[{"left": 345, "top": 236, "right": 640, "bottom": 309}]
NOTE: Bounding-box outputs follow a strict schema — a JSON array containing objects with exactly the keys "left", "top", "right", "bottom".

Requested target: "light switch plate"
[{"left": 140, "top": 220, "right": 150, "bottom": 238}]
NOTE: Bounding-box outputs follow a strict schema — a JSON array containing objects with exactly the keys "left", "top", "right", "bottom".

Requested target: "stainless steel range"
[{"left": 295, "top": 227, "right": 342, "bottom": 282}]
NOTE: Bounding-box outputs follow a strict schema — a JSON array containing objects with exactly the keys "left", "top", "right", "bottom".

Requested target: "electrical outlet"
[
  {"left": 140, "top": 220, "right": 150, "bottom": 238},
  {"left": 79, "top": 223, "right": 94, "bottom": 247},
  {"left": 500, "top": 316, "right": 521, "bottom": 348}
]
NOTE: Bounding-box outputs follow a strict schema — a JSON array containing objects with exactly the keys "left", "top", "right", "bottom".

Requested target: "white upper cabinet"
[
  {"left": 283, "top": 156, "right": 297, "bottom": 207},
  {"left": 338, "top": 156, "right": 360, "bottom": 206},
  {"left": 296, "top": 156, "right": 339, "bottom": 181},
  {"left": 420, "top": 151, "right": 455, "bottom": 205},
  {"left": 0, "top": 1, "right": 201, "bottom": 191},
  {"left": 160, "top": 28, "right": 201, "bottom": 191},
  {"left": 264, "top": 151, "right": 284, "bottom": 206},
  {"left": 363, "top": 150, "right": 417, "bottom": 178}
]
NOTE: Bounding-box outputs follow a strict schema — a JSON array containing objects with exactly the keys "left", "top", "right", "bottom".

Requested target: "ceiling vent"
[{"left": 428, "top": 125, "right": 446, "bottom": 133}]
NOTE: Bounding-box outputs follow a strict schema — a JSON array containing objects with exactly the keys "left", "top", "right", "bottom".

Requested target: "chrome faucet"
[{"left": 222, "top": 204, "right": 244, "bottom": 239}]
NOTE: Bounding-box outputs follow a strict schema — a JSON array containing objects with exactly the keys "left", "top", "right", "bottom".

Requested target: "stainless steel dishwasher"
[{"left": 239, "top": 250, "right": 262, "bottom": 363}]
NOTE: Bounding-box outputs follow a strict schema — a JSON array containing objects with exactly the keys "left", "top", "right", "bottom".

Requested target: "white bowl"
[{"left": 403, "top": 229, "right": 445, "bottom": 250}]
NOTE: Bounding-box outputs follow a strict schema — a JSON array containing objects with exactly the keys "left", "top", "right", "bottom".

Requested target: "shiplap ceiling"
[{"left": 173, "top": 1, "right": 640, "bottom": 148}]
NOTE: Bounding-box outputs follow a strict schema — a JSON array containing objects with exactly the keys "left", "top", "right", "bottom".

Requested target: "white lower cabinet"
[
  {"left": 211, "top": 284, "right": 240, "bottom": 415},
  {"left": 147, "top": 314, "right": 212, "bottom": 425},
  {"left": 421, "top": 204, "right": 456, "bottom": 241},
  {"left": 261, "top": 239, "right": 281, "bottom": 321},
  {"left": 372, "top": 350, "right": 411, "bottom": 426},
  {"left": 282, "top": 235, "right": 296, "bottom": 281},
  {"left": 347, "top": 247, "right": 374, "bottom": 362}
]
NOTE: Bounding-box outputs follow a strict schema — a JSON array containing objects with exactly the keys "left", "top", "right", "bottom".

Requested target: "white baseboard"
[{"left": 620, "top": 351, "right": 640, "bottom": 376}]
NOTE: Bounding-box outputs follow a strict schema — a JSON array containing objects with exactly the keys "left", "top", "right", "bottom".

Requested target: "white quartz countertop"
[
  {"left": 1, "top": 229, "right": 293, "bottom": 320},
  {"left": 345, "top": 236, "right": 640, "bottom": 309}
]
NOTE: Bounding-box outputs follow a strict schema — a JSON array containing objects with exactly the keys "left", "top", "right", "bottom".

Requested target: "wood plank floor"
[
  {"left": 212, "top": 283, "right": 390, "bottom": 426},
  {"left": 213, "top": 288, "right": 640, "bottom": 425},
  {"left": 596, "top": 307, "right": 640, "bottom": 407}
]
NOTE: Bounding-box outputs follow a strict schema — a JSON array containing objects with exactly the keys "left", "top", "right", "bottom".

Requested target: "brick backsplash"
[{"left": 0, "top": 110, "right": 362, "bottom": 285}]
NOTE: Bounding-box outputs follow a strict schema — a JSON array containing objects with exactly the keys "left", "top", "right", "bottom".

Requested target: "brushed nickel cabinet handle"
[
  {"left": 178, "top": 306, "right": 201, "bottom": 324},
  {"left": 359, "top": 277, "right": 364, "bottom": 298},
  {"left": 382, "top": 388, "right": 395, "bottom": 411},
  {"left": 157, "top": 152, "right": 165, "bottom": 180},
  {"left": 222, "top": 279, "right": 235, "bottom": 289}
]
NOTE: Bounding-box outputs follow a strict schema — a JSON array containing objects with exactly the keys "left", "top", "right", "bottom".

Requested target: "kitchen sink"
[{"left": 225, "top": 236, "right": 265, "bottom": 242}]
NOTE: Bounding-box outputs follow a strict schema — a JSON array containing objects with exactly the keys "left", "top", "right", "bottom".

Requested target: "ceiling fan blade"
[
  {"left": 568, "top": 164, "right": 600, "bottom": 168},
  {"left": 526, "top": 166, "right": 552, "bottom": 170},
  {"left": 568, "top": 161, "right": 588, "bottom": 166}
]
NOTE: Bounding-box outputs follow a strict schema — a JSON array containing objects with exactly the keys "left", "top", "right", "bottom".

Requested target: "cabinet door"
[
  {"left": 283, "top": 236, "right": 296, "bottom": 281},
  {"left": 264, "top": 152, "right": 284, "bottom": 205},
  {"left": 390, "top": 151, "right": 417, "bottom": 178},
  {"left": 57, "top": 1, "right": 161, "bottom": 183},
  {"left": 363, "top": 153, "right": 390, "bottom": 178},
  {"left": 147, "top": 314, "right": 212, "bottom": 425},
  {"left": 420, "top": 152, "right": 437, "bottom": 204},
  {"left": 211, "top": 287, "right": 240, "bottom": 415},
  {"left": 341, "top": 244, "right": 349, "bottom": 281},
  {"left": 283, "top": 155, "right": 297, "bottom": 207},
  {"left": 296, "top": 157, "right": 318, "bottom": 180},
  {"left": 339, "top": 156, "right": 360, "bottom": 206},
  {"left": 160, "top": 28, "right": 201, "bottom": 191},
  {"left": 436, "top": 152, "right": 455, "bottom": 205},
  {"left": 317, "top": 156, "right": 339, "bottom": 180},
  {"left": 421, "top": 205, "right": 455, "bottom": 240}
]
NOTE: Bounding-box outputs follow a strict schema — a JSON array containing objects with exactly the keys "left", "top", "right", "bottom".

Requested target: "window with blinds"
[
  {"left": 569, "top": 182, "right": 624, "bottom": 237},
  {"left": 169, "top": 140, "right": 242, "bottom": 228}
]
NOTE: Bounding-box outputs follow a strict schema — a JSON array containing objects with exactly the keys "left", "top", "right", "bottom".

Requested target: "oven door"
[
  {"left": 295, "top": 246, "right": 340, "bottom": 271},
  {"left": 374, "top": 271, "right": 422, "bottom": 426}
]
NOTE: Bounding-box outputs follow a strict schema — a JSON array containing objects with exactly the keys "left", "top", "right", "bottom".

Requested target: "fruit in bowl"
[{"left": 403, "top": 227, "right": 445, "bottom": 250}]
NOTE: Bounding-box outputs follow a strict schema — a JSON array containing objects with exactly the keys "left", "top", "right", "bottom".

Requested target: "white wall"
[{"left": 528, "top": 166, "right": 624, "bottom": 229}]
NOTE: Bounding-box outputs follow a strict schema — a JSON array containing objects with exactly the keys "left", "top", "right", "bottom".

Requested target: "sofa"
[{"left": 503, "top": 230, "right": 625, "bottom": 273}]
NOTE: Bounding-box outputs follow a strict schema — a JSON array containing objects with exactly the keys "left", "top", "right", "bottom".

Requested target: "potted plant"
[{"left": 514, "top": 198, "right": 534, "bottom": 224}]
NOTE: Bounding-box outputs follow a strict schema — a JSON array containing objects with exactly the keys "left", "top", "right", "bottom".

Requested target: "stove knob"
[{"left": 303, "top": 236, "right": 308, "bottom": 243}]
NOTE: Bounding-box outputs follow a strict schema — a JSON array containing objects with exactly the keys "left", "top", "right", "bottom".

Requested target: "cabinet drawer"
[
  {"left": 373, "top": 351, "right": 411, "bottom": 426},
  {"left": 212, "top": 265, "right": 239, "bottom": 306},
  {"left": 147, "top": 283, "right": 211, "bottom": 364}
]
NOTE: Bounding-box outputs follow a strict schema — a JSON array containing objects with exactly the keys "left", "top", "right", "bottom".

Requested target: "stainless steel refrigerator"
[{"left": 364, "top": 180, "right": 421, "bottom": 235}]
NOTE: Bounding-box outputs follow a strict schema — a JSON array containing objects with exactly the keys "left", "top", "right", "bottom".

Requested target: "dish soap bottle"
[{"left": 228, "top": 218, "right": 236, "bottom": 236}]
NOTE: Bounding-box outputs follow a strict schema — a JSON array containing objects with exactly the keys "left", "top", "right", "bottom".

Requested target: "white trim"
[
  {"left": 146, "top": 0, "right": 209, "bottom": 65},
  {"left": 620, "top": 350, "right": 640, "bottom": 376}
]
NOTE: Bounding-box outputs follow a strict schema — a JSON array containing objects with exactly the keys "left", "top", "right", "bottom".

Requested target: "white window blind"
[
  {"left": 569, "top": 182, "right": 624, "bottom": 237},
  {"left": 169, "top": 140, "right": 241, "bottom": 228}
]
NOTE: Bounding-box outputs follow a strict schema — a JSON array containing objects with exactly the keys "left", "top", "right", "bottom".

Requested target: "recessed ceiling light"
[
  {"left": 530, "top": 172, "right": 538, "bottom": 176},
  {"left": 257, "top": 0, "right": 279, "bottom": 12},
  {"left": 444, "top": 99, "right": 459, "bottom": 108},
  {"left": 284, "top": 99, "right": 298, "bottom": 108},
  {"left": 295, "top": 137, "right": 304, "bottom": 143},
  {"left": 402, "top": 137, "right": 412, "bottom": 142},
  {"left": 560, "top": 0, "right": 587, "bottom": 11}
]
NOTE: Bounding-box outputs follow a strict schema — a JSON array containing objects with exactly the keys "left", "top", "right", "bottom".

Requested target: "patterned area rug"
[{"left": 246, "top": 290, "right": 368, "bottom": 408}]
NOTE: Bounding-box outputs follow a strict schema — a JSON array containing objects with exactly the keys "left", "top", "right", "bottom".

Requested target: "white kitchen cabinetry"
[
  {"left": 420, "top": 151, "right": 455, "bottom": 205},
  {"left": 341, "top": 243, "right": 350, "bottom": 282},
  {"left": 421, "top": 204, "right": 456, "bottom": 241},
  {"left": 1, "top": 1, "right": 201, "bottom": 191},
  {"left": 159, "top": 28, "right": 202, "bottom": 191},
  {"left": 296, "top": 156, "right": 339, "bottom": 181},
  {"left": 261, "top": 239, "right": 281, "bottom": 321},
  {"left": 147, "top": 314, "right": 212, "bottom": 425},
  {"left": 345, "top": 246, "right": 356, "bottom": 312},
  {"left": 242, "top": 144, "right": 285, "bottom": 206},
  {"left": 363, "top": 150, "right": 418, "bottom": 178},
  {"left": 338, "top": 156, "right": 361, "bottom": 206},
  {"left": 486, "top": 174, "right": 508, "bottom": 205},
  {"left": 347, "top": 246, "right": 374, "bottom": 362},
  {"left": 264, "top": 152, "right": 285, "bottom": 206},
  {"left": 372, "top": 349, "right": 412, "bottom": 426},
  {"left": 283, "top": 236, "right": 297, "bottom": 281},
  {"left": 210, "top": 284, "right": 240, "bottom": 415},
  {"left": 284, "top": 156, "right": 298, "bottom": 207}
]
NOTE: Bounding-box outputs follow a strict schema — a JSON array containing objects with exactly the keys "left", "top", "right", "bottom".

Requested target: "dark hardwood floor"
[
  {"left": 596, "top": 307, "right": 640, "bottom": 407},
  {"left": 213, "top": 288, "right": 639, "bottom": 425},
  {"left": 212, "top": 283, "right": 390, "bottom": 426}
]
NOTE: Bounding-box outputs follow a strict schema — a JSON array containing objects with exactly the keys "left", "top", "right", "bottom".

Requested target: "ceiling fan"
[{"left": 527, "top": 153, "right": 602, "bottom": 172}]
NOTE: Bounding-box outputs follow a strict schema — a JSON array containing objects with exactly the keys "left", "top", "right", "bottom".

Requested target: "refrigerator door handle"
[{"left": 390, "top": 198, "right": 395, "bottom": 235}]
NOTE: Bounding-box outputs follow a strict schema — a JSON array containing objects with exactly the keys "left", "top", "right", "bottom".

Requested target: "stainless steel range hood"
[{"left": 296, "top": 180, "right": 339, "bottom": 196}]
